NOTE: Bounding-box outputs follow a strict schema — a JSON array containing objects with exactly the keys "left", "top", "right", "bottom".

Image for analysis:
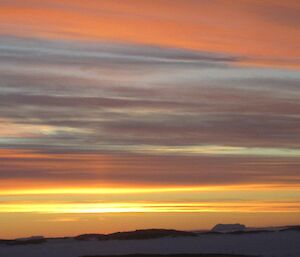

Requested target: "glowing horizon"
[{"left": 2, "top": 201, "right": 300, "bottom": 214}]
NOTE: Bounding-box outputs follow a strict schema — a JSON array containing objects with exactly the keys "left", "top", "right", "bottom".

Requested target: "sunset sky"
[{"left": 0, "top": 0, "right": 300, "bottom": 239}]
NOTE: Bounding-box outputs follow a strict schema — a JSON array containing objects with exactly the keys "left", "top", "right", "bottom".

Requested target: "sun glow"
[
  {"left": 1, "top": 201, "right": 299, "bottom": 214},
  {"left": 0, "top": 183, "right": 298, "bottom": 196}
]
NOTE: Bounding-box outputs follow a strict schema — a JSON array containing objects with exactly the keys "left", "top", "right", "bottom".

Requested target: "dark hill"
[
  {"left": 75, "top": 229, "right": 196, "bottom": 241},
  {"left": 75, "top": 234, "right": 106, "bottom": 241}
]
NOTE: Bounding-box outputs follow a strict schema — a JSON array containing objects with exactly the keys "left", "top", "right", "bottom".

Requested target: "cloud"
[
  {"left": 0, "top": 37, "right": 300, "bottom": 188},
  {"left": 1, "top": 0, "right": 300, "bottom": 68},
  {"left": 0, "top": 149, "right": 299, "bottom": 187},
  {"left": 0, "top": 37, "right": 300, "bottom": 154}
]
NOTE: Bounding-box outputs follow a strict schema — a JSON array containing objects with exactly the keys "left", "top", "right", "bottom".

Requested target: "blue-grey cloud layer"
[{"left": 0, "top": 37, "right": 300, "bottom": 185}]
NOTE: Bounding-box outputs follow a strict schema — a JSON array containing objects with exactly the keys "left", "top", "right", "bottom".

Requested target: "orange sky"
[
  {"left": 0, "top": 0, "right": 300, "bottom": 68},
  {"left": 0, "top": 0, "right": 300, "bottom": 238}
]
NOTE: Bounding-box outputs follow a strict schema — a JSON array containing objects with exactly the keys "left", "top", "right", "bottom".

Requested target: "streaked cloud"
[
  {"left": 0, "top": 37, "right": 300, "bottom": 155},
  {"left": 125, "top": 145, "right": 300, "bottom": 157},
  {"left": 0, "top": 0, "right": 300, "bottom": 68}
]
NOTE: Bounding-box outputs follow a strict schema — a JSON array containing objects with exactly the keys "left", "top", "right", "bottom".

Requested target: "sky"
[{"left": 0, "top": 0, "right": 300, "bottom": 238}]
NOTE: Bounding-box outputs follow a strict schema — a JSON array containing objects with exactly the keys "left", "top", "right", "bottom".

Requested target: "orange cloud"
[{"left": 0, "top": 0, "right": 299, "bottom": 68}]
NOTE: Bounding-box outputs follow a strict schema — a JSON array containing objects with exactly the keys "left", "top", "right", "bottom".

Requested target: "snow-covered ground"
[{"left": 0, "top": 230, "right": 299, "bottom": 257}]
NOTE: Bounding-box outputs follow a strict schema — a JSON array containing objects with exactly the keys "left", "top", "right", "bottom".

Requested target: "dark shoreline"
[{"left": 80, "top": 254, "right": 258, "bottom": 257}]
